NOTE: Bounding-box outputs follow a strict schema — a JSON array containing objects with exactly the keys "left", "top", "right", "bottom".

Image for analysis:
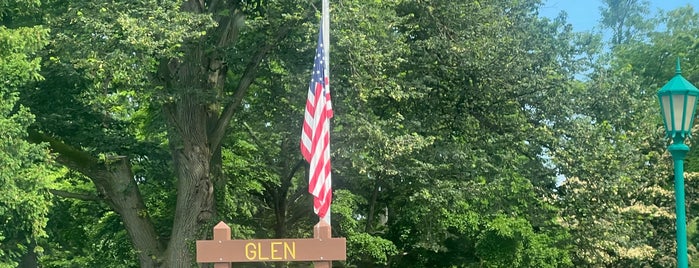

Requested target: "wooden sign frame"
[{"left": 196, "top": 221, "right": 346, "bottom": 267}]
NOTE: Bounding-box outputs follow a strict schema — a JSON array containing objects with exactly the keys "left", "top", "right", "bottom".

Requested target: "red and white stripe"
[
  {"left": 302, "top": 78, "right": 333, "bottom": 218},
  {"left": 301, "top": 24, "right": 333, "bottom": 219}
]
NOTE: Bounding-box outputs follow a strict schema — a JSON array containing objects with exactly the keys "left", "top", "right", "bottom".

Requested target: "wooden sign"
[{"left": 196, "top": 221, "right": 346, "bottom": 267}]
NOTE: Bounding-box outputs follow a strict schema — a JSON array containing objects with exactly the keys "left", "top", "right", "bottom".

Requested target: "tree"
[
  {"left": 21, "top": 0, "right": 312, "bottom": 266},
  {"left": 329, "top": 0, "right": 577, "bottom": 266},
  {"left": 0, "top": 1, "right": 52, "bottom": 266},
  {"left": 599, "top": 0, "right": 653, "bottom": 46},
  {"left": 552, "top": 71, "right": 675, "bottom": 266},
  {"left": 553, "top": 5, "right": 699, "bottom": 267},
  {"left": 613, "top": 6, "right": 699, "bottom": 266}
]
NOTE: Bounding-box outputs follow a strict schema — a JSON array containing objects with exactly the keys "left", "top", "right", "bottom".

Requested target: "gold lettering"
[
  {"left": 257, "top": 242, "right": 269, "bottom": 260},
  {"left": 244, "top": 241, "right": 297, "bottom": 261},
  {"left": 271, "top": 242, "right": 282, "bottom": 260},
  {"left": 284, "top": 242, "right": 296, "bottom": 259},
  {"left": 245, "top": 243, "right": 256, "bottom": 260}
]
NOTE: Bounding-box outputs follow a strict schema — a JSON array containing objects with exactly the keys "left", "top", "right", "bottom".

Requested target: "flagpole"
[{"left": 320, "top": 0, "right": 331, "bottom": 225}]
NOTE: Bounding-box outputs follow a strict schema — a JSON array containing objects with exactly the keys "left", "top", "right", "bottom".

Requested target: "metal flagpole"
[
  {"left": 320, "top": 0, "right": 331, "bottom": 225},
  {"left": 313, "top": 3, "right": 342, "bottom": 267}
]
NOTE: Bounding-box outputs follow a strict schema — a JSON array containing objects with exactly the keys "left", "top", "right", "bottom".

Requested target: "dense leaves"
[
  {"left": 3, "top": 0, "right": 699, "bottom": 267},
  {"left": 0, "top": 1, "right": 52, "bottom": 266}
]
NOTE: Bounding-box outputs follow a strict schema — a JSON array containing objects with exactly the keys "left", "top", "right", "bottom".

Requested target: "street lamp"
[{"left": 658, "top": 58, "right": 699, "bottom": 268}]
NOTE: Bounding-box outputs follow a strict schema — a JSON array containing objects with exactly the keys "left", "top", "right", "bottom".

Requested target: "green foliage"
[
  {"left": 0, "top": 94, "right": 53, "bottom": 266},
  {"left": 40, "top": 193, "right": 139, "bottom": 267},
  {"left": 551, "top": 4, "right": 699, "bottom": 266},
  {"left": 332, "top": 189, "right": 398, "bottom": 266},
  {"left": 347, "top": 233, "right": 398, "bottom": 266},
  {"left": 48, "top": 0, "right": 216, "bottom": 90},
  {"left": 321, "top": 1, "right": 579, "bottom": 267},
  {"left": 599, "top": 0, "right": 653, "bottom": 45},
  {"left": 6, "top": 0, "right": 698, "bottom": 266},
  {"left": 0, "top": 4, "right": 52, "bottom": 264}
]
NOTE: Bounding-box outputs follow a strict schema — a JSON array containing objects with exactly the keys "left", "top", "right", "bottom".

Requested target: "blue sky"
[{"left": 539, "top": 0, "right": 696, "bottom": 32}]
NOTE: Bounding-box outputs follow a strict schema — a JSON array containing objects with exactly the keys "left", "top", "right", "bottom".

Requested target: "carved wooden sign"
[{"left": 196, "top": 221, "right": 346, "bottom": 267}]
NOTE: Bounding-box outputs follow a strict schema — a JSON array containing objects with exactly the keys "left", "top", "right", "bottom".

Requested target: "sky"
[{"left": 539, "top": 0, "right": 696, "bottom": 32}]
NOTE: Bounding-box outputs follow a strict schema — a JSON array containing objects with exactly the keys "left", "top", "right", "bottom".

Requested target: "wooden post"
[
  {"left": 313, "top": 221, "right": 332, "bottom": 268},
  {"left": 213, "top": 222, "right": 232, "bottom": 268}
]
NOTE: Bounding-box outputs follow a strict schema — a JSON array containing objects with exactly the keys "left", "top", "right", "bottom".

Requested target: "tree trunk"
[
  {"left": 161, "top": 94, "right": 215, "bottom": 266},
  {"left": 99, "top": 158, "right": 164, "bottom": 267},
  {"left": 366, "top": 178, "right": 380, "bottom": 233},
  {"left": 28, "top": 1, "right": 290, "bottom": 265},
  {"left": 28, "top": 132, "right": 163, "bottom": 267},
  {"left": 19, "top": 239, "right": 37, "bottom": 268},
  {"left": 155, "top": 2, "right": 286, "bottom": 264}
]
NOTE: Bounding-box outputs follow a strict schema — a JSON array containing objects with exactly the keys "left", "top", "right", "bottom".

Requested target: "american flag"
[{"left": 301, "top": 25, "right": 333, "bottom": 218}]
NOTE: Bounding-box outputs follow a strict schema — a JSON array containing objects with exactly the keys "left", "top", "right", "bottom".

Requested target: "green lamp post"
[{"left": 658, "top": 59, "right": 699, "bottom": 268}]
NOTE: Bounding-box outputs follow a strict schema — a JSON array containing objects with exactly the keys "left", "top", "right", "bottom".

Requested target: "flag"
[{"left": 301, "top": 24, "right": 333, "bottom": 219}]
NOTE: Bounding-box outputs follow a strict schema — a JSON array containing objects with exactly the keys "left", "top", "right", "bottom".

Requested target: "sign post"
[
  {"left": 312, "top": 221, "right": 333, "bottom": 268},
  {"left": 196, "top": 221, "right": 346, "bottom": 267}
]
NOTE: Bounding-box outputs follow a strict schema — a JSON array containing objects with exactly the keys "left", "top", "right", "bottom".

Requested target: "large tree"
[
  {"left": 22, "top": 0, "right": 312, "bottom": 266},
  {"left": 553, "top": 4, "right": 699, "bottom": 267},
  {"left": 327, "top": 0, "right": 578, "bottom": 266}
]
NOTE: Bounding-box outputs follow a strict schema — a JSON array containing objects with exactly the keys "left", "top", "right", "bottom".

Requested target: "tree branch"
[
  {"left": 242, "top": 122, "right": 282, "bottom": 169},
  {"left": 208, "top": 22, "right": 294, "bottom": 152},
  {"left": 27, "top": 131, "right": 100, "bottom": 176},
  {"left": 285, "top": 159, "right": 306, "bottom": 184},
  {"left": 49, "top": 189, "right": 101, "bottom": 201},
  {"left": 27, "top": 130, "right": 163, "bottom": 266}
]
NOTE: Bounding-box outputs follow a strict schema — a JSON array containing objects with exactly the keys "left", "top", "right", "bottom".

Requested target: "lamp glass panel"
[
  {"left": 684, "top": 95, "right": 697, "bottom": 131},
  {"left": 662, "top": 95, "right": 672, "bottom": 131},
  {"left": 672, "top": 94, "right": 686, "bottom": 131}
]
